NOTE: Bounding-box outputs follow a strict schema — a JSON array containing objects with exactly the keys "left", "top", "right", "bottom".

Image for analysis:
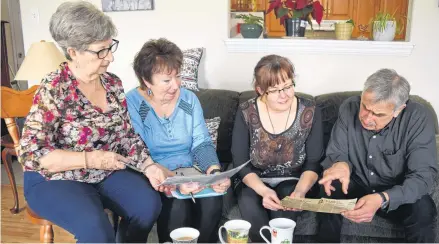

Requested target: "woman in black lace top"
[{"left": 232, "top": 55, "right": 324, "bottom": 242}]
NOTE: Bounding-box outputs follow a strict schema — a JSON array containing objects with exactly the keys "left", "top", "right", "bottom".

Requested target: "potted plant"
[
  {"left": 236, "top": 14, "right": 264, "bottom": 39},
  {"left": 266, "top": 0, "right": 324, "bottom": 37},
  {"left": 334, "top": 19, "right": 354, "bottom": 40},
  {"left": 371, "top": 11, "right": 404, "bottom": 41}
]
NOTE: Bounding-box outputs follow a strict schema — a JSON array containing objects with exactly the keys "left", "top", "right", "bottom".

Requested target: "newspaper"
[
  {"left": 157, "top": 159, "right": 251, "bottom": 186},
  {"left": 281, "top": 197, "right": 357, "bottom": 214}
]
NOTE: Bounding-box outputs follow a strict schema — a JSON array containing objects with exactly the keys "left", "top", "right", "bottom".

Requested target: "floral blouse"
[{"left": 18, "top": 63, "right": 150, "bottom": 183}]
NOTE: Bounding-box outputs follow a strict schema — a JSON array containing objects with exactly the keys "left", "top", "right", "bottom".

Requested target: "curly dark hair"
[{"left": 133, "top": 38, "right": 183, "bottom": 90}]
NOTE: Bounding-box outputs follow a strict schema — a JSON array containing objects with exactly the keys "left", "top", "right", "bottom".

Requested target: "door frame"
[{"left": 6, "top": 0, "right": 26, "bottom": 89}]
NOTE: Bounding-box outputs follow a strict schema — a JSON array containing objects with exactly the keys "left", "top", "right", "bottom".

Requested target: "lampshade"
[{"left": 14, "top": 40, "right": 66, "bottom": 81}]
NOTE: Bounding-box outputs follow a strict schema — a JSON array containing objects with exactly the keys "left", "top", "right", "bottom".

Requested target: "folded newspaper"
[
  {"left": 281, "top": 197, "right": 357, "bottom": 214},
  {"left": 157, "top": 159, "right": 251, "bottom": 186}
]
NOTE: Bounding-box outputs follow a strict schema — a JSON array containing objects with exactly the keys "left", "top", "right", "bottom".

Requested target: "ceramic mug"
[
  {"left": 169, "top": 227, "right": 200, "bottom": 243},
  {"left": 218, "top": 219, "right": 251, "bottom": 243},
  {"left": 259, "top": 218, "right": 296, "bottom": 244}
]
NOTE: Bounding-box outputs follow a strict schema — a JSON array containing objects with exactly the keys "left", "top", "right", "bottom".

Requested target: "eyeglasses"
[
  {"left": 85, "top": 39, "right": 119, "bottom": 59},
  {"left": 266, "top": 82, "right": 295, "bottom": 96}
]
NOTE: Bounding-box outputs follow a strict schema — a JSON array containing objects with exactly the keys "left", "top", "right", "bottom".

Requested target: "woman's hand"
[
  {"left": 286, "top": 191, "right": 306, "bottom": 211},
  {"left": 261, "top": 187, "right": 284, "bottom": 211},
  {"left": 86, "top": 150, "right": 127, "bottom": 170},
  {"left": 179, "top": 182, "right": 205, "bottom": 195},
  {"left": 211, "top": 178, "right": 231, "bottom": 193},
  {"left": 144, "top": 163, "right": 174, "bottom": 192}
]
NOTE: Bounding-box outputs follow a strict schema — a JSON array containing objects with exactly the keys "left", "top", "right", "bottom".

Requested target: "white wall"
[{"left": 19, "top": 0, "right": 439, "bottom": 116}]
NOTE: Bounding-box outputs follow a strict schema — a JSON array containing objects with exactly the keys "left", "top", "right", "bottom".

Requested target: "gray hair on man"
[
  {"left": 49, "top": 1, "right": 117, "bottom": 60},
  {"left": 363, "top": 68, "right": 411, "bottom": 110}
]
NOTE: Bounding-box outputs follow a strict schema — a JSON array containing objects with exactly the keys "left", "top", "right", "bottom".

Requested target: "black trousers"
[
  {"left": 317, "top": 179, "right": 437, "bottom": 243},
  {"left": 157, "top": 193, "right": 223, "bottom": 243},
  {"left": 236, "top": 180, "right": 319, "bottom": 243}
]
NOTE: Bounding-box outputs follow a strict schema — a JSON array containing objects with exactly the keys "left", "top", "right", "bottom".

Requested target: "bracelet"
[
  {"left": 83, "top": 151, "right": 88, "bottom": 169},
  {"left": 143, "top": 162, "right": 157, "bottom": 173}
]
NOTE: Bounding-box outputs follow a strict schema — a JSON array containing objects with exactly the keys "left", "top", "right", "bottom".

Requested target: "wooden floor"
[{"left": 1, "top": 185, "right": 75, "bottom": 243}]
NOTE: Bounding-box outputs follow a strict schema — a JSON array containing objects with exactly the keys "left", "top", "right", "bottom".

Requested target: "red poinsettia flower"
[{"left": 266, "top": 0, "right": 324, "bottom": 26}]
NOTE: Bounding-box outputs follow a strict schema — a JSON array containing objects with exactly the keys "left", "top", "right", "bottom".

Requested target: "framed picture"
[{"left": 102, "top": 0, "right": 154, "bottom": 12}]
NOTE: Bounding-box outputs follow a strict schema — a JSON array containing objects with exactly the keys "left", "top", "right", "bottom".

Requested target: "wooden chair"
[
  {"left": 1, "top": 85, "right": 39, "bottom": 215},
  {"left": 1, "top": 85, "right": 120, "bottom": 243},
  {"left": 1, "top": 85, "right": 56, "bottom": 242}
]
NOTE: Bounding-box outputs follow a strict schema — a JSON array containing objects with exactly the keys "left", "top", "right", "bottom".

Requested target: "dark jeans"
[
  {"left": 157, "top": 193, "right": 223, "bottom": 243},
  {"left": 318, "top": 179, "right": 437, "bottom": 243},
  {"left": 236, "top": 180, "right": 319, "bottom": 243},
  {"left": 24, "top": 169, "right": 162, "bottom": 243}
]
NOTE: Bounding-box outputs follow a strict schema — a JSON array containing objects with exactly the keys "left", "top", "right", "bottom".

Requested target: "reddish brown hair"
[
  {"left": 253, "top": 55, "right": 295, "bottom": 95},
  {"left": 133, "top": 38, "right": 183, "bottom": 90}
]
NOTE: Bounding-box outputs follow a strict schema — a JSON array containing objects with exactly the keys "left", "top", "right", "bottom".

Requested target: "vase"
[
  {"left": 285, "top": 18, "right": 307, "bottom": 37},
  {"left": 373, "top": 21, "right": 396, "bottom": 41},
  {"left": 240, "top": 24, "right": 263, "bottom": 39},
  {"left": 335, "top": 23, "right": 354, "bottom": 40}
]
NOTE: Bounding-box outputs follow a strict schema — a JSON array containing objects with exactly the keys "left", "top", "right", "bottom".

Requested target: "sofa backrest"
[
  {"left": 196, "top": 88, "right": 439, "bottom": 166},
  {"left": 196, "top": 89, "right": 240, "bottom": 164}
]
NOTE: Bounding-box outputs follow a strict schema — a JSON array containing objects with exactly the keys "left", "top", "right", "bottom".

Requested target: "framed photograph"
[{"left": 102, "top": 0, "right": 154, "bottom": 12}]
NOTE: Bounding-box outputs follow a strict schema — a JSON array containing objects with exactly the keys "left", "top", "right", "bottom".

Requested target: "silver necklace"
[{"left": 266, "top": 101, "right": 292, "bottom": 134}]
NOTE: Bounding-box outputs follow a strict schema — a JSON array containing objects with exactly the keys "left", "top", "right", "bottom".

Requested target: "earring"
[
  {"left": 75, "top": 61, "right": 80, "bottom": 69},
  {"left": 147, "top": 89, "right": 152, "bottom": 96}
]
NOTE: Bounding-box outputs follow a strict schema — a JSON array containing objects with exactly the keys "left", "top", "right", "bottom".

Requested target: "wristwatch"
[
  {"left": 378, "top": 192, "right": 389, "bottom": 210},
  {"left": 209, "top": 169, "right": 221, "bottom": 175}
]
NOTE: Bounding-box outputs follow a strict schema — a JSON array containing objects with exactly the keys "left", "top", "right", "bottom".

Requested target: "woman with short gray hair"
[{"left": 19, "top": 1, "right": 169, "bottom": 242}]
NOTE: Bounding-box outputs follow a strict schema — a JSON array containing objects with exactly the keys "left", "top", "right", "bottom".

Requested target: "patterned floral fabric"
[
  {"left": 181, "top": 48, "right": 203, "bottom": 91},
  {"left": 240, "top": 97, "right": 315, "bottom": 177},
  {"left": 18, "top": 62, "right": 150, "bottom": 183},
  {"left": 205, "top": 117, "right": 221, "bottom": 149}
]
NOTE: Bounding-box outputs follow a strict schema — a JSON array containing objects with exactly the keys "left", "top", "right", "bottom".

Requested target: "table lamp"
[{"left": 14, "top": 40, "right": 66, "bottom": 82}]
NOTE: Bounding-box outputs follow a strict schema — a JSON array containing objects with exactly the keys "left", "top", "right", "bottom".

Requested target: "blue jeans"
[{"left": 24, "top": 169, "right": 162, "bottom": 243}]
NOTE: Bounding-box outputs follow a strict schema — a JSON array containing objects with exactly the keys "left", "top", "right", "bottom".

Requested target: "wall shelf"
[{"left": 224, "top": 38, "right": 415, "bottom": 57}]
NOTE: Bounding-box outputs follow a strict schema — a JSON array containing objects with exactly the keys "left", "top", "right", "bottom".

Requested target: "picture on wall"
[{"left": 102, "top": 0, "right": 154, "bottom": 12}]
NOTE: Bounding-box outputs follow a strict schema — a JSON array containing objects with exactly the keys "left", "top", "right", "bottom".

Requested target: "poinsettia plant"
[{"left": 266, "top": 0, "right": 324, "bottom": 26}]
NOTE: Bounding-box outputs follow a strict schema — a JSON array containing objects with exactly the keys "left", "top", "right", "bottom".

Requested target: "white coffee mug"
[
  {"left": 259, "top": 218, "right": 296, "bottom": 244},
  {"left": 218, "top": 219, "right": 251, "bottom": 243},
  {"left": 170, "top": 227, "right": 200, "bottom": 243}
]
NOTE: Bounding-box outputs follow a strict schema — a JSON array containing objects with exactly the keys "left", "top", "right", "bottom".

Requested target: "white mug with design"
[
  {"left": 218, "top": 219, "right": 251, "bottom": 243},
  {"left": 259, "top": 218, "right": 296, "bottom": 244}
]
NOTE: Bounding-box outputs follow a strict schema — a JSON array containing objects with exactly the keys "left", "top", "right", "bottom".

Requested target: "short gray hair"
[
  {"left": 363, "top": 69, "right": 411, "bottom": 109},
  {"left": 49, "top": 1, "right": 117, "bottom": 60}
]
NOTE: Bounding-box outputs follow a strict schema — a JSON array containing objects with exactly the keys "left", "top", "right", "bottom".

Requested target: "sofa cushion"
[
  {"left": 205, "top": 117, "right": 221, "bottom": 149},
  {"left": 195, "top": 89, "right": 240, "bottom": 165},
  {"left": 181, "top": 48, "right": 203, "bottom": 91}
]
